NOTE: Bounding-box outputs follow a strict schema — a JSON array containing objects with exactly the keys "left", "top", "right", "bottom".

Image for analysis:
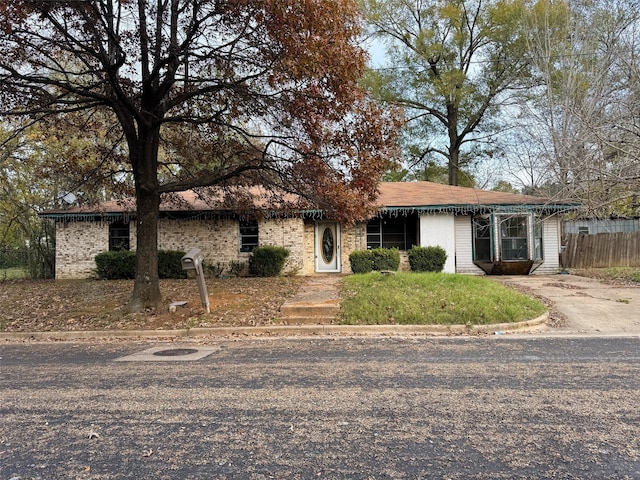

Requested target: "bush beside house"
[
  {"left": 407, "top": 246, "right": 448, "bottom": 272},
  {"left": 350, "top": 246, "right": 447, "bottom": 274},
  {"left": 95, "top": 251, "right": 136, "bottom": 279},
  {"left": 157, "top": 250, "right": 188, "bottom": 279},
  {"left": 349, "top": 250, "right": 374, "bottom": 274},
  {"left": 349, "top": 248, "right": 401, "bottom": 274},
  {"left": 95, "top": 250, "right": 187, "bottom": 280},
  {"left": 249, "top": 246, "right": 290, "bottom": 277}
]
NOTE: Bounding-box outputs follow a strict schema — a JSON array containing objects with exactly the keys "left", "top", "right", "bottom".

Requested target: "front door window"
[{"left": 321, "top": 227, "right": 335, "bottom": 264}]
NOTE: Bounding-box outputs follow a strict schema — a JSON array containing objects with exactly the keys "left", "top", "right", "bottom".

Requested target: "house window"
[
  {"left": 578, "top": 226, "right": 589, "bottom": 235},
  {"left": 473, "top": 213, "right": 544, "bottom": 263},
  {"left": 473, "top": 215, "right": 492, "bottom": 262},
  {"left": 109, "top": 221, "right": 130, "bottom": 251},
  {"left": 366, "top": 213, "right": 418, "bottom": 250},
  {"left": 239, "top": 220, "right": 259, "bottom": 252},
  {"left": 500, "top": 215, "right": 529, "bottom": 260}
]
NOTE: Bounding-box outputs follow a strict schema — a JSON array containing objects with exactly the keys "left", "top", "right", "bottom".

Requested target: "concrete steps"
[
  {"left": 277, "top": 275, "right": 342, "bottom": 325},
  {"left": 279, "top": 299, "right": 340, "bottom": 325}
]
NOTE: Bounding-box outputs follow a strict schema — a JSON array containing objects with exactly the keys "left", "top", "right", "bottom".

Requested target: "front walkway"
[{"left": 278, "top": 275, "right": 342, "bottom": 324}]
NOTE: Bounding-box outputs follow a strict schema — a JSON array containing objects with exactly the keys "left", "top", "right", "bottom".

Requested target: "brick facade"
[
  {"left": 53, "top": 213, "right": 561, "bottom": 279},
  {"left": 47, "top": 181, "right": 574, "bottom": 279},
  {"left": 54, "top": 217, "right": 307, "bottom": 279},
  {"left": 338, "top": 223, "right": 365, "bottom": 274},
  {"left": 55, "top": 221, "right": 110, "bottom": 279}
]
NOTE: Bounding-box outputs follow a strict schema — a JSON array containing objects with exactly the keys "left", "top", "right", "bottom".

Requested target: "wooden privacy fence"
[{"left": 562, "top": 232, "right": 640, "bottom": 268}]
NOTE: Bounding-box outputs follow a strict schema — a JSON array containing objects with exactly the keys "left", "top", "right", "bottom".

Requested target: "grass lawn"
[
  {"left": 339, "top": 272, "right": 546, "bottom": 325},
  {"left": 0, "top": 268, "right": 28, "bottom": 280}
]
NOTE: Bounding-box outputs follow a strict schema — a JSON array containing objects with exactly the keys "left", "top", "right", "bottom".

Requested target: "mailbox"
[
  {"left": 181, "top": 247, "right": 203, "bottom": 272},
  {"left": 181, "top": 248, "right": 210, "bottom": 313}
]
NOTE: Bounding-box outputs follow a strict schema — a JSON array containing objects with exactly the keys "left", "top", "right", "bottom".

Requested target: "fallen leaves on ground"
[
  {"left": 0, "top": 276, "right": 304, "bottom": 332},
  {"left": 571, "top": 268, "right": 640, "bottom": 286}
]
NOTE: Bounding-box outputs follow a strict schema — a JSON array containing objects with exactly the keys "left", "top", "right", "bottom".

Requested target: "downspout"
[{"left": 492, "top": 213, "right": 499, "bottom": 262}]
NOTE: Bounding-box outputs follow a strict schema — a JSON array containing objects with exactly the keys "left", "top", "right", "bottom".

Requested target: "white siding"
[
  {"left": 454, "top": 215, "right": 485, "bottom": 275},
  {"left": 419, "top": 214, "right": 456, "bottom": 273},
  {"left": 531, "top": 216, "right": 561, "bottom": 274},
  {"left": 454, "top": 214, "right": 561, "bottom": 275}
]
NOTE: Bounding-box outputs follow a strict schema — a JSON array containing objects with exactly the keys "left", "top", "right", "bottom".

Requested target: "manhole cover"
[
  {"left": 114, "top": 345, "right": 221, "bottom": 362},
  {"left": 153, "top": 348, "right": 199, "bottom": 357}
]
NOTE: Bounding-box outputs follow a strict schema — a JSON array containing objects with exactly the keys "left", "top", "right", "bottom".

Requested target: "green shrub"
[
  {"left": 0, "top": 248, "right": 26, "bottom": 269},
  {"left": 228, "top": 260, "right": 246, "bottom": 277},
  {"left": 408, "top": 245, "right": 447, "bottom": 272},
  {"left": 349, "top": 248, "right": 400, "bottom": 273},
  {"left": 371, "top": 248, "right": 400, "bottom": 271},
  {"left": 349, "top": 250, "right": 374, "bottom": 274},
  {"left": 95, "top": 249, "right": 187, "bottom": 279},
  {"left": 95, "top": 251, "right": 136, "bottom": 279},
  {"left": 249, "top": 246, "right": 289, "bottom": 277},
  {"left": 158, "top": 250, "right": 187, "bottom": 279},
  {"left": 205, "top": 262, "right": 226, "bottom": 278}
]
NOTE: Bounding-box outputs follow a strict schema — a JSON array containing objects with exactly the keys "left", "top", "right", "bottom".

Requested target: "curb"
[{"left": 0, "top": 313, "right": 548, "bottom": 342}]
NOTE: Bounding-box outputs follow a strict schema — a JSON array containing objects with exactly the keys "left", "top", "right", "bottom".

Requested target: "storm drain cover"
[
  {"left": 153, "top": 348, "right": 199, "bottom": 357},
  {"left": 115, "top": 345, "right": 220, "bottom": 362}
]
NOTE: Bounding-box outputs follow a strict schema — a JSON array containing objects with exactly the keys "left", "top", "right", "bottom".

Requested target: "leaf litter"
[{"left": 0, "top": 277, "right": 303, "bottom": 332}]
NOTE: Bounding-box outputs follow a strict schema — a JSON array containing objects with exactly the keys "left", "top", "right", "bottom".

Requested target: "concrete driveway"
[{"left": 495, "top": 274, "right": 640, "bottom": 336}]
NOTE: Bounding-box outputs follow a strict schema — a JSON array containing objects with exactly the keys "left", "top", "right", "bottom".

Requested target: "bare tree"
[{"left": 512, "top": 0, "right": 640, "bottom": 214}]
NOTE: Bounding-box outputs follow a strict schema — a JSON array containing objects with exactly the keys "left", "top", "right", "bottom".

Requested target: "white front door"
[{"left": 315, "top": 222, "right": 341, "bottom": 272}]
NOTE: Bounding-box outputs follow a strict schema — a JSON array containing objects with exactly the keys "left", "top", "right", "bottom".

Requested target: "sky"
[{"left": 363, "top": 37, "right": 388, "bottom": 68}]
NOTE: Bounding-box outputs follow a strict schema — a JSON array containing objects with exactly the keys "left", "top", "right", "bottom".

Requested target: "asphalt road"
[{"left": 2, "top": 336, "right": 640, "bottom": 479}]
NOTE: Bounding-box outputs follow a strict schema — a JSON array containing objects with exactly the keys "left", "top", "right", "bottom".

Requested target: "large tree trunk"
[
  {"left": 125, "top": 127, "right": 163, "bottom": 312},
  {"left": 447, "top": 103, "right": 460, "bottom": 186},
  {"left": 448, "top": 147, "right": 460, "bottom": 186},
  {"left": 126, "top": 187, "right": 162, "bottom": 311}
]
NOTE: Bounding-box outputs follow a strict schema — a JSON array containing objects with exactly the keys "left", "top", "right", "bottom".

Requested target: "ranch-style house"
[{"left": 41, "top": 181, "right": 579, "bottom": 279}]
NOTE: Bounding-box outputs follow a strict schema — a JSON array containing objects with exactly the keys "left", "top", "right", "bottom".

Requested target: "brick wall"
[
  {"left": 54, "top": 216, "right": 306, "bottom": 279},
  {"left": 302, "top": 220, "right": 316, "bottom": 274},
  {"left": 259, "top": 217, "right": 305, "bottom": 274},
  {"left": 55, "top": 221, "right": 109, "bottom": 278},
  {"left": 157, "top": 218, "right": 239, "bottom": 264},
  {"left": 339, "top": 223, "right": 366, "bottom": 274}
]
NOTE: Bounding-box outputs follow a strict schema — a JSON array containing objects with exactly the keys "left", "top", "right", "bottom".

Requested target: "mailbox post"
[{"left": 181, "top": 248, "right": 210, "bottom": 313}]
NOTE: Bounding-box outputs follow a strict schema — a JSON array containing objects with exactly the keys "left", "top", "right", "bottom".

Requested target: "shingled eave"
[
  {"left": 39, "top": 182, "right": 582, "bottom": 221},
  {"left": 376, "top": 203, "right": 581, "bottom": 216}
]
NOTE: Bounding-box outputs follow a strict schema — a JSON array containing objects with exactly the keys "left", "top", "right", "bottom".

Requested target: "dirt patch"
[
  {"left": 0, "top": 276, "right": 304, "bottom": 332},
  {"left": 496, "top": 279, "right": 568, "bottom": 329},
  {"left": 571, "top": 268, "right": 640, "bottom": 286}
]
